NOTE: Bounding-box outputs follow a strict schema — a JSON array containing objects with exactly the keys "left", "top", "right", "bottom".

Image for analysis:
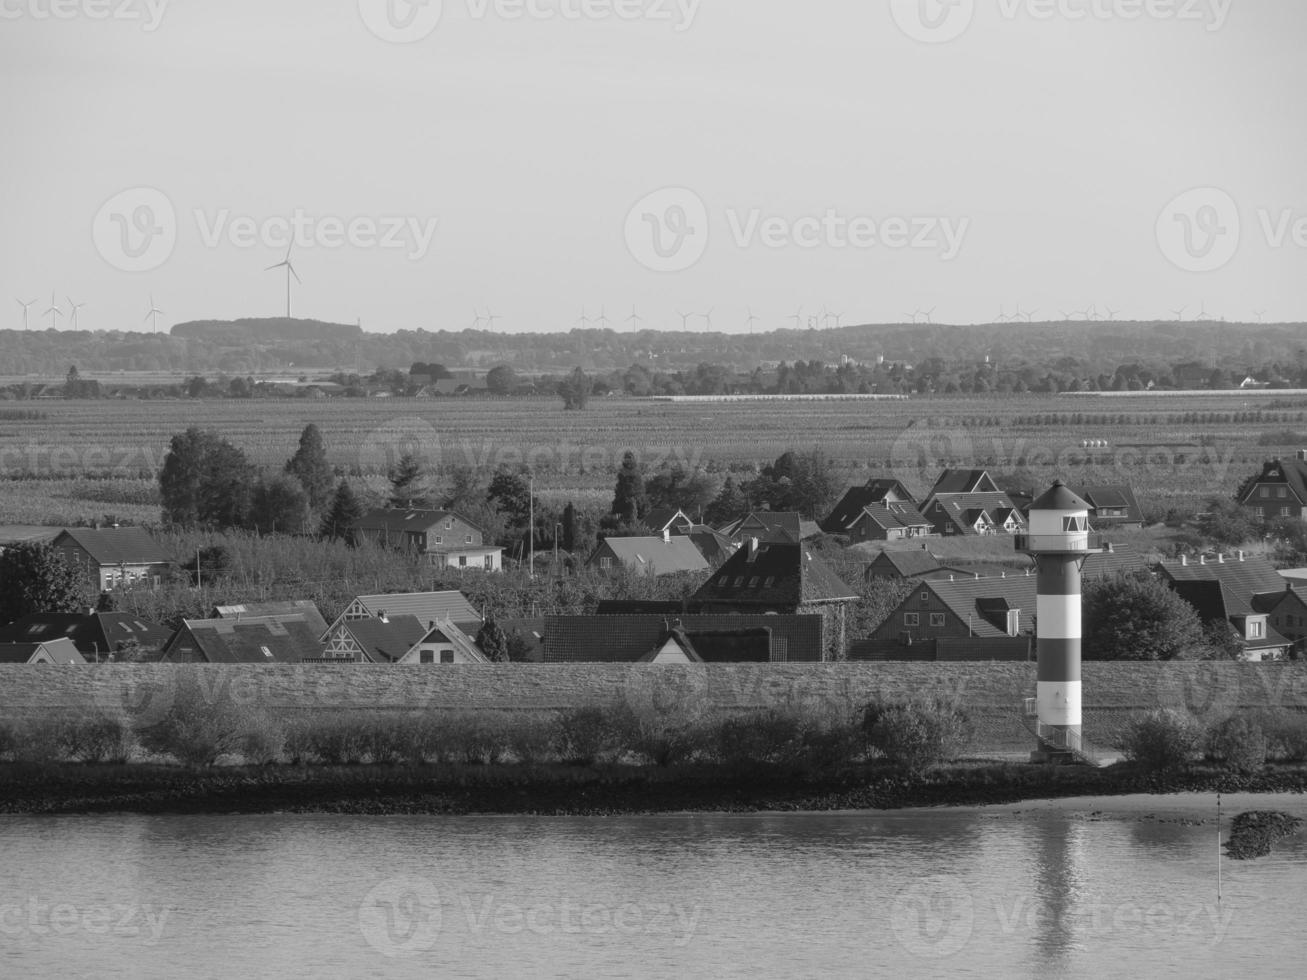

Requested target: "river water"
[{"left": 1, "top": 801, "right": 1303, "bottom": 979}]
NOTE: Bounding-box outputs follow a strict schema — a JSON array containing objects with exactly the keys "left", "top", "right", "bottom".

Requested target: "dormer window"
[{"left": 1006, "top": 610, "right": 1020, "bottom": 637}]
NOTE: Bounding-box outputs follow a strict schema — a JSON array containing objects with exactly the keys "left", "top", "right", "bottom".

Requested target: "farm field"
[{"left": 1, "top": 393, "right": 1305, "bottom": 526}]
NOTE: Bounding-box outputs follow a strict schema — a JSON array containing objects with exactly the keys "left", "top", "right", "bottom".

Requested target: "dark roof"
[
  {"left": 1169, "top": 580, "right": 1291, "bottom": 650},
  {"left": 544, "top": 614, "right": 825, "bottom": 663},
  {"left": 647, "top": 627, "right": 774, "bottom": 663},
  {"left": 212, "top": 600, "right": 328, "bottom": 636},
  {"left": 351, "top": 591, "right": 482, "bottom": 634},
  {"left": 692, "top": 541, "right": 858, "bottom": 609},
  {"left": 925, "top": 492, "right": 1025, "bottom": 531},
  {"left": 931, "top": 469, "right": 999, "bottom": 494},
  {"left": 0, "top": 613, "right": 171, "bottom": 658},
  {"left": 1074, "top": 485, "right": 1145, "bottom": 525},
  {"left": 722, "top": 512, "right": 804, "bottom": 543},
  {"left": 823, "top": 487, "right": 931, "bottom": 534},
  {"left": 1081, "top": 545, "right": 1147, "bottom": 580},
  {"left": 0, "top": 639, "right": 86, "bottom": 664},
  {"left": 53, "top": 527, "right": 173, "bottom": 566},
  {"left": 590, "top": 536, "right": 710, "bottom": 576},
  {"left": 165, "top": 615, "right": 323, "bottom": 664},
  {"left": 353, "top": 508, "right": 482, "bottom": 535},
  {"left": 864, "top": 478, "right": 914, "bottom": 499},
  {"left": 643, "top": 508, "right": 695, "bottom": 532},
  {"left": 1240, "top": 458, "right": 1307, "bottom": 505},
  {"left": 679, "top": 526, "right": 737, "bottom": 564},
  {"left": 498, "top": 617, "right": 546, "bottom": 662},
  {"left": 1157, "top": 554, "right": 1286, "bottom": 596},
  {"left": 594, "top": 600, "right": 688, "bottom": 615},
  {"left": 1030, "top": 480, "right": 1090, "bottom": 512},
  {"left": 925, "top": 575, "right": 1040, "bottom": 638},
  {"left": 867, "top": 550, "right": 944, "bottom": 578},
  {"left": 344, "top": 615, "right": 429, "bottom": 663}
]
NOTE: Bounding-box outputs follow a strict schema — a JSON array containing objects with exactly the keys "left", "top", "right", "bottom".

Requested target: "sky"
[{"left": 1, "top": 0, "right": 1304, "bottom": 335}]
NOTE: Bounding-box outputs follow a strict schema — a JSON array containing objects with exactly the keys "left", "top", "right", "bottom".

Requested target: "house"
[
  {"left": 0, "top": 638, "right": 86, "bottom": 665},
  {"left": 51, "top": 527, "right": 175, "bottom": 589},
  {"left": 919, "top": 470, "right": 1026, "bottom": 537},
  {"left": 854, "top": 572, "right": 1039, "bottom": 661},
  {"left": 677, "top": 525, "right": 737, "bottom": 565},
  {"left": 211, "top": 600, "right": 329, "bottom": 637},
  {"left": 864, "top": 550, "right": 1011, "bottom": 582},
  {"left": 395, "top": 621, "right": 489, "bottom": 664},
  {"left": 642, "top": 507, "right": 696, "bottom": 534},
  {"left": 0, "top": 612, "right": 171, "bottom": 662},
  {"left": 160, "top": 614, "right": 325, "bottom": 664},
  {"left": 690, "top": 539, "right": 859, "bottom": 659},
  {"left": 322, "top": 591, "right": 483, "bottom": 642},
  {"left": 718, "top": 512, "right": 821, "bottom": 545},
  {"left": 1066, "top": 485, "right": 1145, "bottom": 530},
  {"left": 1237, "top": 452, "right": 1307, "bottom": 523},
  {"left": 821, "top": 480, "right": 933, "bottom": 542},
  {"left": 318, "top": 613, "right": 430, "bottom": 663},
  {"left": 1252, "top": 584, "right": 1307, "bottom": 659},
  {"left": 542, "top": 614, "right": 825, "bottom": 663},
  {"left": 587, "top": 533, "right": 711, "bottom": 577},
  {"left": 351, "top": 508, "right": 503, "bottom": 572},
  {"left": 1158, "top": 552, "right": 1293, "bottom": 661}
]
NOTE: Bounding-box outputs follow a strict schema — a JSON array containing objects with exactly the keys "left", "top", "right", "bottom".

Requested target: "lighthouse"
[{"left": 1020, "top": 480, "right": 1095, "bottom": 761}]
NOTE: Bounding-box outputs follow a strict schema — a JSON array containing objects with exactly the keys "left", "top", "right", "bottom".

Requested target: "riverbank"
[{"left": 3, "top": 761, "right": 1306, "bottom": 816}]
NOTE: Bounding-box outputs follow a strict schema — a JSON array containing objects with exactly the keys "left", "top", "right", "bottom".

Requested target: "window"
[
  {"left": 921, "top": 592, "right": 930, "bottom": 604},
  {"left": 434, "top": 536, "right": 443, "bottom": 544},
  {"left": 459, "top": 556, "right": 468, "bottom": 567},
  {"left": 1063, "top": 516, "right": 1086, "bottom": 532},
  {"left": 748, "top": 577, "right": 760, "bottom": 588},
  {"left": 599, "top": 557, "right": 613, "bottom": 570},
  {"left": 1283, "top": 507, "right": 1293, "bottom": 518},
  {"left": 1250, "top": 621, "right": 1264, "bottom": 639},
  {"left": 904, "top": 613, "right": 920, "bottom": 627},
  {"left": 420, "top": 650, "right": 435, "bottom": 664},
  {"left": 466, "top": 535, "right": 473, "bottom": 544},
  {"left": 1279, "top": 487, "right": 1288, "bottom": 498},
  {"left": 1255, "top": 507, "right": 1265, "bottom": 518},
  {"left": 440, "top": 650, "right": 455, "bottom": 664},
  {"left": 1262, "top": 486, "right": 1272, "bottom": 498},
  {"left": 1006, "top": 610, "right": 1020, "bottom": 637},
  {"left": 484, "top": 556, "right": 494, "bottom": 570},
  {"left": 445, "top": 520, "right": 454, "bottom": 529},
  {"left": 764, "top": 577, "right": 775, "bottom": 588},
  {"left": 930, "top": 613, "right": 946, "bottom": 627}
]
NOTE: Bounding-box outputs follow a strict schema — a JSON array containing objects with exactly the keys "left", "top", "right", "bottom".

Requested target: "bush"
[
  {"left": 137, "top": 676, "right": 255, "bottom": 766},
  {"left": 618, "top": 704, "right": 704, "bottom": 768},
  {"left": 1117, "top": 709, "right": 1202, "bottom": 774},
  {"left": 863, "top": 698, "right": 972, "bottom": 775},
  {"left": 553, "top": 707, "right": 623, "bottom": 766},
  {"left": 1206, "top": 713, "right": 1268, "bottom": 773},
  {"left": 282, "top": 718, "right": 319, "bottom": 765},
  {"left": 10, "top": 718, "right": 73, "bottom": 765},
  {"left": 306, "top": 715, "right": 371, "bottom": 765},
  {"left": 0, "top": 721, "right": 14, "bottom": 760},
  {"left": 503, "top": 713, "right": 561, "bottom": 765},
  {"left": 239, "top": 713, "right": 286, "bottom": 766},
  {"left": 1252, "top": 710, "right": 1307, "bottom": 763},
  {"left": 362, "top": 715, "right": 413, "bottom": 766},
  {"left": 714, "top": 710, "right": 806, "bottom": 767},
  {"left": 435, "top": 712, "right": 515, "bottom": 765},
  {"left": 63, "top": 716, "right": 136, "bottom": 764}
]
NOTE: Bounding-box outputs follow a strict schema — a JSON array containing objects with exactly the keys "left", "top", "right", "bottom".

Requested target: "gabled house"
[
  {"left": 855, "top": 572, "right": 1038, "bottom": 661},
  {"left": 51, "top": 527, "right": 175, "bottom": 589},
  {"left": 1070, "top": 485, "right": 1145, "bottom": 530},
  {"left": 587, "top": 533, "right": 711, "bottom": 577},
  {"left": 1158, "top": 552, "right": 1293, "bottom": 661},
  {"left": 920, "top": 470, "right": 1026, "bottom": 537},
  {"left": 822, "top": 480, "right": 933, "bottom": 542},
  {"left": 543, "top": 614, "right": 825, "bottom": 663},
  {"left": 642, "top": 507, "right": 696, "bottom": 534},
  {"left": 1237, "top": 453, "right": 1307, "bottom": 523},
  {"left": 1252, "top": 584, "right": 1307, "bottom": 659},
  {"left": 318, "top": 613, "right": 429, "bottom": 664},
  {"left": 211, "top": 600, "right": 328, "bottom": 637},
  {"left": 718, "top": 512, "right": 820, "bottom": 545},
  {"left": 0, "top": 638, "right": 86, "bottom": 665},
  {"left": 691, "top": 539, "right": 859, "bottom": 659},
  {"left": 0, "top": 612, "right": 171, "bottom": 662},
  {"left": 161, "top": 614, "right": 325, "bottom": 664},
  {"left": 677, "top": 525, "right": 737, "bottom": 565},
  {"left": 396, "top": 621, "right": 489, "bottom": 664},
  {"left": 351, "top": 508, "right": 503, "bottom": 572},
  {"left": 322, "top": 591, "right": 483, "bottom": 643},
  {"left": 864, "top": 550, "right": 1010, "bottom": 582}
]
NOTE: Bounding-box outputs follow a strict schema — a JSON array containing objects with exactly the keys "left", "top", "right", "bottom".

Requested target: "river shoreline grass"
[{"left": 3, "top": 761, "right": 1305, "bottom": 817}]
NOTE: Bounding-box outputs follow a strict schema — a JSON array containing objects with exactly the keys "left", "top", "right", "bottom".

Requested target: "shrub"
[
  {"left": 0, "top": 721, "right": 14, "bottom": 760},
  {"left": 435, "top": 712, "right": 515, "bottom": 765},
  {"left": 282, "top": 718, "right": 320, "bottom": 765},
  {"left": 239, "top": 713, "right": 286, "bottom": 766},
  {"left": 1258, "top": 710, "right": 1307, "bottom": 762},
  {"left": 503, "top": 713, "right": 561, "bottom": 765},
  {"left": 1117, "top": 709, "right": 1202, "bottom": 774},
  {"left": 137, "top": 676, "right": 255, "bottom": 767},
  {"left": 63, "top": 715, "right": 136, "bottom": 764},
  {"left": 10, "top": 718, "right": 73, "bottom": 765},
  {"left": 306, "top": 715, "right": 371, "bottom": 765},
  {"left": 554, "top": 706, "right": 623, "bottom": 766},
  {"left": 714, "top": 710, "right": 806, "bottom": 767},
  {"left": 618, "top": 704, "right": 704, "bottom": 768},
  {"left": 362, "top": 714, "right": 413, "bottom": 766},
  {"left": 1206, "top": 713, "right": 1268, "bottom": 773},
  {"left": 863, "top": 698, "right": 973, "bottom": 775}
]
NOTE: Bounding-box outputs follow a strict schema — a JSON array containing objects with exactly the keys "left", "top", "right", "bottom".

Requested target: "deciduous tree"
[
  {"left": 285, "top": 423, "right": 335, "bottom": 512},
  {"left": 0, "top": 543, "right": 87, "bottom": 626},
  {"left": 1083, "top": 571, "right": 1206, "bottom": 661}
]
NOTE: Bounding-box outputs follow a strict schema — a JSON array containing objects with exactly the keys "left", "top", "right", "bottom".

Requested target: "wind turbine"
[
  {"left": 265, "top": 245, "right": 301, "bottom": 318},
  {"left": 15, "top": 298, "right": 36, "bottom": 331},
  {"left": 66, "top": 297, "right": 85, "bottom": 330},
  {"left": 144, "top": 294, "right": 164, "bottom": 334},
  {"left": 596, "top": 306, "right": 611, "bottom": 330},
  {"left": 745, "top": 307, "right": 760, "bottom": 333},
  {"left": 484, "top": 309, "right": 501, "bottom": 331},
  {"left": 577, "top": 308, "right": 591, "bottom": 329},
  {"left": 1104, "top": 307, "right": 1120, "bottom": 321},
  {"left": 42, "top": 291, "right": 62, "bottom": 330},
  {"left": 829, "top": 310, "right": 845, "bottom": 329},
  {"left": 1170, "top": 306, "right": 1188, "bottom": 322},
  {"left": 626, "top": 306, "right": 644, "bottom": 331},
  {"left": 1197, "top": 302, "right": 1212, "bottom": 322},
  {"left": 921, "top": 308, "right": 934, "bottom": 325},
  {"left": 1253, "top": 309, "right": 1266, "bottom": 323},
  {"left": 788, "top": 307, "right": 804, "bottom": 329},
  {"left": 471, "top": 309, "right": 487, "bottom": 329},
  {"left": 1011, "top": 303, "right": 1025, "bottom": 323},
  {"left": 994, "top": 305, "right": 1010, "bottom": 323},
  {"left": 906, "top": 309, "right": 921, "bottom": 324},
  {"left": 1024, "top": 309, "right": 1039, "bottom": 323},
  {"left": 699, "top": 308, "right": 714, "bottom": 332},
  {"left": 676, "top": 310, "right": 693, "bottom": 330},
  {"left": 1060, "top": 309, "right": 1077, "bottom": 321}
]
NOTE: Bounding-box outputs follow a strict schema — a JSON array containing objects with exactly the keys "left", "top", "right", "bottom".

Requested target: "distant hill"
[{"left": 170, "top": 318, "right": 363, "bottom": 344}]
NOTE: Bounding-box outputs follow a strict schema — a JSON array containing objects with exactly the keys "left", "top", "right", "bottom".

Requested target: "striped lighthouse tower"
[{"left": 1021, "top": 480, "right": 1095, "bottom": 761}]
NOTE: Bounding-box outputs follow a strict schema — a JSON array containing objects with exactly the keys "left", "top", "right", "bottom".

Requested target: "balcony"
[{"left": 1014, "top": 532, "right": 1103, "bottom": 554}]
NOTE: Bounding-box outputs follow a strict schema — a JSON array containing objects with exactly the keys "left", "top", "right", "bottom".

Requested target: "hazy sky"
[{"left": 2, "top": 0, "right": 1304, "bottom": 335}]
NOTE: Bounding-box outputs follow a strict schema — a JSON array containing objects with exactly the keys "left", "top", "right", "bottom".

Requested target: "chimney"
[
  {"left": 1238, "top": 550, "right": 1245, "bottom": 562},
  {"left": 1200, "top": 556, "right": 1207, "bottom": 565},
  {"left": 1298, "top": 450, "right": 1307, "bottom": 462},
  {"left": 1181, "top": 555, "right": 1188, "bottom": 566},
  {"left": 379, "top": 610, "right": 389, "bottom": 623},
  {"left": 663, "top": 528, "right": 671, "bottom": 544},
  {"left": 747, "top": 537, "right": 760, "bottom": 561},
  {"left": 1218, "top": 554, "right": 1226, "bottom": 564}
]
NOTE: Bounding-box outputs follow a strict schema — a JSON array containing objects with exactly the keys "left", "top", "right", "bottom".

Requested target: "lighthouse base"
[{"left": 1029, "top": 746, "right": 1080, "bottom": 765}]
